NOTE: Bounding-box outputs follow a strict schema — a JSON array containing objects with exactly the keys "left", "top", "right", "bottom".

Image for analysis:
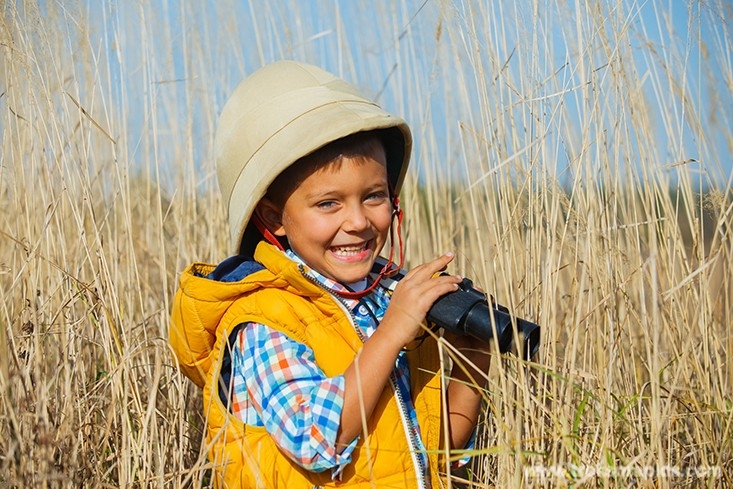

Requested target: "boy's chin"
[
  {"left": 331, "top": 265, "right": 372, "bottom": 285},
  {"left": 324, "top": 260, "right": 375, "bottom": 285}
]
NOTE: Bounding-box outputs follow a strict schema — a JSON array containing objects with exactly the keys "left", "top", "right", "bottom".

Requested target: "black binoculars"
[
  {"left": 378, "top": 260, "right": 540, "bottom": 360},
  {"left": 426, "top": 276, "right": 540, "bottom": 360}
]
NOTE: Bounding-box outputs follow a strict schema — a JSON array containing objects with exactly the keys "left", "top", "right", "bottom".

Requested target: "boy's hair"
[
  {"left": 265, "top": 130, "right": 388, "bottom": 208},
  {"left": 213, "top": 60, "right": 412, "bottom": 257}
]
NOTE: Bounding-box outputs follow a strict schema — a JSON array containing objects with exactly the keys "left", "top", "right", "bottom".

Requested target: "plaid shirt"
[{"left": 229, "top": 251, "right": 429, "bottom": 479}]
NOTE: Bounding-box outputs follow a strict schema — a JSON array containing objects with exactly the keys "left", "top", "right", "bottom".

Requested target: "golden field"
[{"left": 1, "top": 1, "right": 731, "bottom": 487}]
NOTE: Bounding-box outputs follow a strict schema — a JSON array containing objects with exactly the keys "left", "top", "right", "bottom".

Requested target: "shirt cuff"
[
  {"left": 451, "top": 428, "right": 477, "bottom": 468},
  {"left": 331, "top": 435, "right": 360, "bottom": 480}
]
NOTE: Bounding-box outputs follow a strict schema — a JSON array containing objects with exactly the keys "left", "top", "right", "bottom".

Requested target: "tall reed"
[{"left": 1, "top": 1, "right": 730, "bottom": 487}]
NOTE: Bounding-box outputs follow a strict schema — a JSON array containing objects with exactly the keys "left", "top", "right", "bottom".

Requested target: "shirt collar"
[{"left": 284, "top": 249, "right": 381, "bottom": 308}]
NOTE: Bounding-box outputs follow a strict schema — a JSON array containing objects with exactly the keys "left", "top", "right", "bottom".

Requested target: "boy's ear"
[{"left": 254, "top": 198, "right": 286, "bottom": 237}]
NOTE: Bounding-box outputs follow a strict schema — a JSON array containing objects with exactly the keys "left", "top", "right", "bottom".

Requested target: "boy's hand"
[
  {"left": 380, "top": 252, "right": 462, "bottom": 348},
  {"left": 442, "top": 329, "right": 492, "bottom": 371}
]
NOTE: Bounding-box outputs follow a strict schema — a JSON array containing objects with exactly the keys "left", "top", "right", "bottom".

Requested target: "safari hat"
[{"left": 215, "top": 60, "right": 412, "bottom": 254}]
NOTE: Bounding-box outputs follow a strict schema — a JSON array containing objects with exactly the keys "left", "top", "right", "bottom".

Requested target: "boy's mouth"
[{"left": 330, "top": 240, "right": 372, "bottom": 259}]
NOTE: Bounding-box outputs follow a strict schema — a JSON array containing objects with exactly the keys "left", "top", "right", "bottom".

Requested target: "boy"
[{"left": 170, "top": 60, "right": 491, "bottom": 488}]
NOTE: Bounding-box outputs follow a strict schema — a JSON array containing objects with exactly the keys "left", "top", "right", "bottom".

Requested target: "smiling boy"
[
  {"left": 170, "top": 60, "right": 490, "bottom": 488},
  {"left": 255, "top": 133, "right": 393, "bottom": 286}
]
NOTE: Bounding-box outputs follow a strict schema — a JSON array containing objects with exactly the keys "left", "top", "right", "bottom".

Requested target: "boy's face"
[{"left": 265, "top": 146, "right": 393, "bottom": 285}]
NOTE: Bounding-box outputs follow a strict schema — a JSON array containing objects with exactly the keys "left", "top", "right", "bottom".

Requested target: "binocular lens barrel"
[
  {"left": 459, "top": 303, "right": 540, "bottom": 360},
  {"left": 516, "top": 317, "right": 541, "bottom": 360},
  {"left": 461, "top": 303, "right": 514, "bottom": 352}
]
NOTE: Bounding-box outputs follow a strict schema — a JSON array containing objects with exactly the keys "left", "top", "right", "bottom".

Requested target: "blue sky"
[{"left": 11, "top": 0, "right": 730, "bottom": 191}]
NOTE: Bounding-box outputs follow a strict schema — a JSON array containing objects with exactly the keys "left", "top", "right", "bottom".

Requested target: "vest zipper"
[
  {"left": 388, "top": 371, "right": 430, "bottom": 489},
  {"left": 297, "top": 265, "right": 430, "bottom": 489}
]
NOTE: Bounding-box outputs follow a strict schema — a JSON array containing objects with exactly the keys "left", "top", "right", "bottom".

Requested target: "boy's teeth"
[{"left": 333, "top": 244, "right": 365, "bottom": 255}]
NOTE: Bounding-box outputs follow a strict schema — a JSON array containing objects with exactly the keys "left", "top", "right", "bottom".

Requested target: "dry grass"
[{"left": 1, "top": 1, "right": 731, "bottom": 487}]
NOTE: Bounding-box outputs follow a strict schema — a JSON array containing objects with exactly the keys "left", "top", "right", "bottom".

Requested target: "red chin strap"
[
  {"left": 253, "top": 196, "right": 406, "bottom": 300},
  {"left": 253, "top": 214, "right": 286, "bottom": 252}
]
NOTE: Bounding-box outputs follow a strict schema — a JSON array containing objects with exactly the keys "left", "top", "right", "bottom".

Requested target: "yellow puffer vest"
[{"left": 170, "top": 242, "right": 446, "bottom": 488}]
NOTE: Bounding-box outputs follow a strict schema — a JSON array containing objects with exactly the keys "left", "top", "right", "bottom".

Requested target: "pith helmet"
[{"left": 215, "top": 60, "right": 412, "bottom": 255}]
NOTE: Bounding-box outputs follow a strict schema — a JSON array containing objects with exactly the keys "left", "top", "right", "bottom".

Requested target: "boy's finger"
[
  {"left": 401, "top": 251, "right": 456, "bottom": 281},
  {"left": 437, "top": 251, "right": 455, "bottom": 267},
  {"left": 423, "top": 252, "right": 454, "bottom": 274},
  {"left": 427, "top": 251, "right": 455, "bottom": 276}
]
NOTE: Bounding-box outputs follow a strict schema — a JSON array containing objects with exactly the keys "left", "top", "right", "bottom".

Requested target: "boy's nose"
[{"left": 343, "top": 205, "right": 370, "bottom": 231}]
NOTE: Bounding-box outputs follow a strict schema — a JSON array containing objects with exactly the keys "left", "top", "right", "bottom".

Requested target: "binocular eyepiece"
[{"left": 426, "top": 276, "right": 540, "bottom": 360}]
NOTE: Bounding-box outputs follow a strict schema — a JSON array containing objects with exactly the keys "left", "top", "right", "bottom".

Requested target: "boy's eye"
[
  {"left": 365, "top": 191, "right": 388, "bottom": 202},
  {"left": 316, "top": 200, "right": 337, "bottom": 209}
]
